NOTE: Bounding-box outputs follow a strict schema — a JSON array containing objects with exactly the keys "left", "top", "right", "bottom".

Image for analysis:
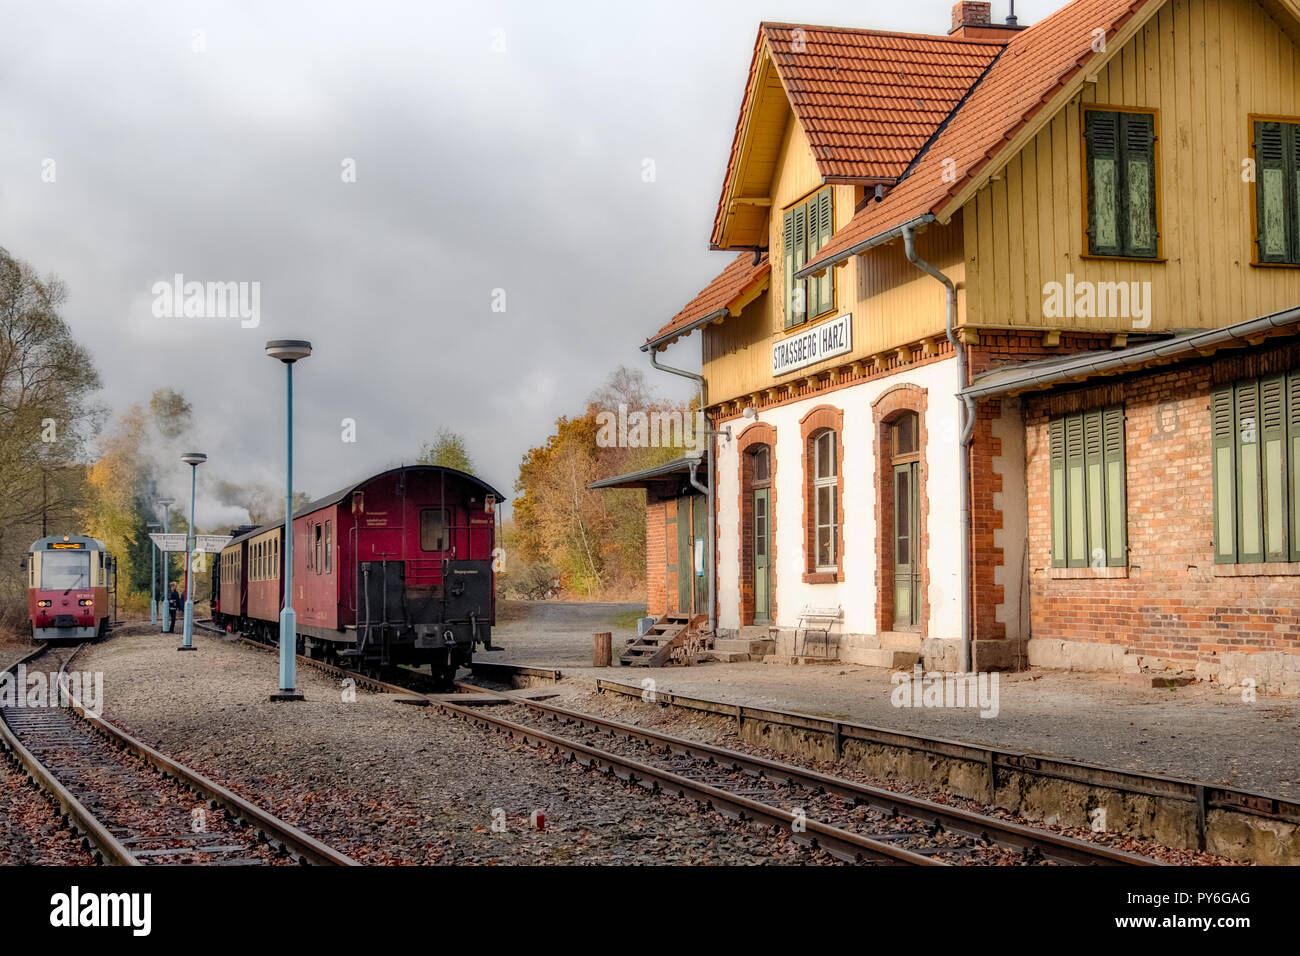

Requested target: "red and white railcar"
[{"left": 27, "top": 535, "right": 114, "bottom": 641}]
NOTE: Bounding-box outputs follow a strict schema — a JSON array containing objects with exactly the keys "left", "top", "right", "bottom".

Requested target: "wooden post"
[{"left": 593, "top": 632, "right": 612, "bottom": 667}]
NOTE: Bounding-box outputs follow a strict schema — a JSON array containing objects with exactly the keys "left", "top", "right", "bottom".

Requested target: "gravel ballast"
[{"left": 79, "top": 627, "right": 836, "bottom": 865}]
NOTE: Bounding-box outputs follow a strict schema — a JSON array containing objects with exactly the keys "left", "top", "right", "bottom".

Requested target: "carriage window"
[
  {"left": 314, "top": 524, "right": 322, "bottom": 573},
  {"left": 43, "top": 551, "right": 91, "bottom": 590},
  {"left": 273, "top": 537, "right": 280, "bottom": 579},
  {"left": 324, "top": 521, "right": 332, "bottom": 573},
  {"left": 421, "top": 508, "right": 450, "bottom": 551}
]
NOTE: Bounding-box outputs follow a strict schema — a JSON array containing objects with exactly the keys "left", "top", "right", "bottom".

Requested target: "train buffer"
[{"left": 620, "top": 613, "right": 707, "bottom": 667}]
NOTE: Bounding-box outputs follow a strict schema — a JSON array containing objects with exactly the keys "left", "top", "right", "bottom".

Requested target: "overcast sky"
[{"left": 1, "top": 0, "right": 1060, "bottom": 529}]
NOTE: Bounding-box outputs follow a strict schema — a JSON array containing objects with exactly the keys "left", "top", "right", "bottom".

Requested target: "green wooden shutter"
[
  {"left": 1086, "top": 111, "right": 1121, "bottom": 256},
  {"left": 1260, "top": 374, "right": 1289, "bottom": 561},
  {"left": 1084, "top": 410, "right": 1106, "bottom": 566},
  {"left": 814, "top": 188, "right": 834, "bottom": 316},
  {"left": 1120, "top": 112, "right": 1158, "bottom": 258},
  {"left": 1254, "top": 122, "right": 1292, "bottom": 264},
  {"left": 792, "top": 202, "right": 808, "bottom": 325},
  {"left": 1065, "top": 413, "right": 1087, "bottom": 567},
  {"left": 1235, "top": 380, "right": 1264, "bottom": 563},
  {"left": 1212, "top": 385, "right": 1237, "bottom": 564},
  {"left": 1102, "top": 406, "right": 1127, "bottom": 566},
  {"left": 1289, "top": 371, "right": 1300, "bottom": 563},
  {"left": 782, "top": 208, "right": 796, "bottom": 329},
  {"left": 1050, "top": 418, "right": 1066, "bottom": 567}
]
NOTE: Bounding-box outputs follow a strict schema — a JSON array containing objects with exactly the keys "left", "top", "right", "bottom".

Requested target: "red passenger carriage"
[{"left": 213, "top": 465, "right": 501, "bottom": 684}]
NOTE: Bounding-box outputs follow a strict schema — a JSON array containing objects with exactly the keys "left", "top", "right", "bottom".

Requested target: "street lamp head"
[
  {"left": 265, "top": 339, "right": 312, "bottom": 364},
  {"left": 156, "top": 497, "right": 175, "bottom": 508},
  {"left": 181, "top": 452, "right": 207, "bottom": 467},
  {"left": 147, "top": 522, "right": 161, "bottom": 530}
]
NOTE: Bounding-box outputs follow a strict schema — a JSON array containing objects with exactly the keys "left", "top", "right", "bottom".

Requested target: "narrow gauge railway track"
[
  {"left": 442, "top": 697, "right": 1160, "bottom": 866},
  {"left": 206, "top": 622, "right": 1158, "bottom": 866},
  {"left": 0, "top": 641, "right": 357, "bottom": 866}
]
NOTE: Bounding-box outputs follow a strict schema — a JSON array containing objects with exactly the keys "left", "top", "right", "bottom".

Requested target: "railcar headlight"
[
  {"left": 37, "top": 600, "right": 51, "bottom": 608},
  {"left": 78, "top": 599, "right": 92, "bottom": 606}
]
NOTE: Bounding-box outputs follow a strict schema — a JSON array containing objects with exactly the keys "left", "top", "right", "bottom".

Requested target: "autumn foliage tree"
[
  {"left": 80, "top": 388, "right": 198, "bottom": 608},
  {"left": 0, "top": 249, "right": 101, "bottom": 629},
  {"left": 513, "top": 367, "right": 692, "bottom": 598}
]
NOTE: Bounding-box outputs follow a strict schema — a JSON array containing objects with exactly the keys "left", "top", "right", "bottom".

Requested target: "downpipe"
[
  {"left": 903, "top": 224, "right": 977, "bottom": 673},
  {"left": 649, "top": 349, "right": 718, "bottom": 635}
]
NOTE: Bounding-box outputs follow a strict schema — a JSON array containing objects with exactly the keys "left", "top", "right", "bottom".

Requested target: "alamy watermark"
[
  {"left": 1043, "top": 274, "right": 1152, "bottom": 329},
  {"left": 0, "top": 664, "right": 103, "bottom": 717},
  {"left": 595, "top": 403, "right": 705, "bottom": 453},
  {"left": 151, "top": 274, "right": 261, "bottom": 328},
  {"left": 890, "top": 666, "right": 1000, "bottom": 718}
]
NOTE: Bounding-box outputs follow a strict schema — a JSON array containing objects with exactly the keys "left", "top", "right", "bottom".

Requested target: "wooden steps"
[{"left": 620, "top": 613, "right": 708, "bottom": 667}]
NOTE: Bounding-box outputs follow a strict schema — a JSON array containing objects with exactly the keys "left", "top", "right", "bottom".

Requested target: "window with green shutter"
[
  {"left": 1212, "top": 372, "right": 1300, "bottom": 563},
  {"left": 1049, "top": 405, "right": 1127, "bottom": 567},
  {"left": 1084, "top": 109, "right": 1159, "bottom": 259},
  {"left": 1253, "top": 120, "right": 1300, "bottom": 265},
  {"left": 782, "top": 187, "right": 835, "bottom": 328}
]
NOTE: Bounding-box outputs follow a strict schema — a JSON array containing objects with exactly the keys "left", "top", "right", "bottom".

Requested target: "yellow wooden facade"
[{"left": 701, "top": 0, "right": 1300, "bottom": 408}]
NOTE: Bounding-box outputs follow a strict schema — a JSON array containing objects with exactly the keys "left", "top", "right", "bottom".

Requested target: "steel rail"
[
  {"left": 436, "top": 698, "right": 942, "bottom": 866},
  {"left": 505, "top": 696, "right": 1158, "bottom": 866},
  {"left": 206, "top": 621, "right": 1152, "bottom": 864},
  {"left": 56, "top": 641, "right": 358, "bottom": 867},
  {"left": 0, "top": 643, "right": 138, "bottom": 865}
]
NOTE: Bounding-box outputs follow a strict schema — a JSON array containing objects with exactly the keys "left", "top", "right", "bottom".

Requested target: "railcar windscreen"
[{"left": 41, "top": 551, "right": 91, "bottom": 589}]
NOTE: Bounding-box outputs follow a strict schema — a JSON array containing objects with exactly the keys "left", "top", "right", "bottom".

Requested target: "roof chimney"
[
  {"left": 951, "top": 1, "right": 992, "bottom": 33},
  {"left": 949, "top": 2, "right": 1027, "bottom": 38}
]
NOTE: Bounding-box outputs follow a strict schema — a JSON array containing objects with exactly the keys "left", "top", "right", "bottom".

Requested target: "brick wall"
[
  {"left": 646, "top": 498, "right": 667, "bottom": 617},
  {"left": 968, "top": 331, "right": 1111, "bottom": 668},
  {"left": 1024, "top": 355, "right": 1300, "bottom": 669}
]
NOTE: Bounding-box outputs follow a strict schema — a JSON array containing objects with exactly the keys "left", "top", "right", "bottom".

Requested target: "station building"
[{"left": 600, "top": 0, "right": 1300, "bottom": 692}]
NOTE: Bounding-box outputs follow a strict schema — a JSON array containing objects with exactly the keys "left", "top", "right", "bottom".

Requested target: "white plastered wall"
[{"left": 715, "top": 357, "right": 963, "bottom": 648}]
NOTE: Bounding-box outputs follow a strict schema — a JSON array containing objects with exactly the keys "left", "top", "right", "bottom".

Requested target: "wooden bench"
[{"left": 795, "top": 605, "right": 842, "bottom": 657}]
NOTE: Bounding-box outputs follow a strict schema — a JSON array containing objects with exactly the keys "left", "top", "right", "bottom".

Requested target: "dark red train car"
[
  {"left": 216, "top": 465, "right": 501, "bottom": 684},
  {"left": 213, "top": 527, "right": 253, "bottom": 625}
]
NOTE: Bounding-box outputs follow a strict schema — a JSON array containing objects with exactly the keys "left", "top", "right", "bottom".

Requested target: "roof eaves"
[
  {"left": 960, "top": 307, "right": 1300, "bottom": 401},
  {"left": 794, "top": 213, "right": 935, "bottom": 280},
  {"left": 588, "top": 454, "right": 705, "bottom": 490},
  {"left": 642, "top": 308, "right": 729, "bottom": 353}
]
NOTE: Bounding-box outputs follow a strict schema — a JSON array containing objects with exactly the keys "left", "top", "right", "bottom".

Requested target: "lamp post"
[
  {"left": 178, "top": 453, "right": 207, "bottom": 651},
  {"left": 147, "top": 521, "right": 161, "bottom": 624},
  {"left": 266, "top": 339, "right": 311, "bottom": 701},
  {"left": 157, "top": 497, "right": 175, "bottom": 632}
]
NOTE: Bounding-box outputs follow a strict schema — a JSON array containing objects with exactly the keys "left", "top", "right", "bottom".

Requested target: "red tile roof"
[
  {"left": 765, "top": 24, "right": 1004, "bottom": 181},
  {"left": 645, "top": 252, "right": 770, "bottom": 350},
  {"left": 711, "top": 25, "right": 1004, "bottom": 245},
  {"left": 800, "top": 0, "right": 1158, "bottom": 276},
  {"left": 666, "top": 0, "right": 1165, "bottom": 350}
]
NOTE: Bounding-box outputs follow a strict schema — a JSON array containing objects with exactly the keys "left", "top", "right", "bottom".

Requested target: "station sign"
[
  {"left": 149, "top": 533, "right": 188, "bottom": 553},
  {"left": 772, "top": 312, "right": 853, "bottom": 377},
  {"left": 149, "top": 533, "right": 233, "bottom": 554}
]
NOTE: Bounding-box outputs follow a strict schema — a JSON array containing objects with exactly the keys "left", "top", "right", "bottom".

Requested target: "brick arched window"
[
  {"left": 800, "top": 405, "right": 844, "bottom": 583},
  {"left": 737, "top": 423, "right": 777, "bottom": 625}
]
